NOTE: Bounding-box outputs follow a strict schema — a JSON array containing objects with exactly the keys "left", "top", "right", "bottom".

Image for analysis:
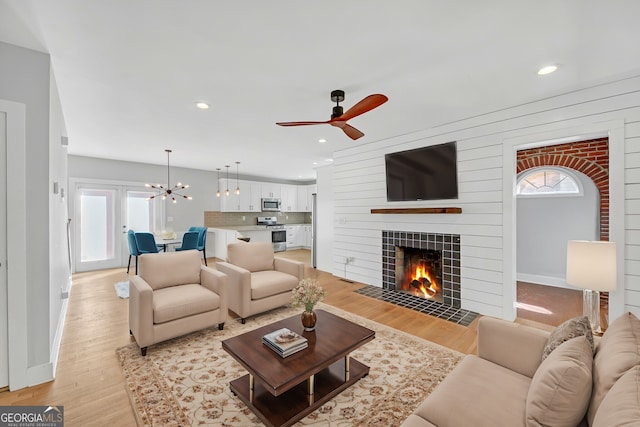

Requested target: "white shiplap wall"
[{"left": 325, "top": 74, "right": 640, "bottom": 322}]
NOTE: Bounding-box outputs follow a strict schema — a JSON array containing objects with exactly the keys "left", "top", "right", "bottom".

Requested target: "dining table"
[{"left": 157, "top": 237, "right": 182, "bottom": 252}]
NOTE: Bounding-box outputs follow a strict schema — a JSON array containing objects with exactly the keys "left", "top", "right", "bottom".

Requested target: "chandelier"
[{"left": 146, "top": 149, "right": 192, "bottom": 203}]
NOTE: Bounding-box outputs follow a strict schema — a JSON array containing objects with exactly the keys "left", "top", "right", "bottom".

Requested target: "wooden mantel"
[{"left": 370, "top": 207, "right": 462, "bottom": 214}]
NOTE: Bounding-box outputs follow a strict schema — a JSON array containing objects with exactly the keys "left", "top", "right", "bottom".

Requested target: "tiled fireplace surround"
[
  {"left": 356, "top": 230, "right": 478, "bottom": 326},
  {"left": 382, "top": 230, "right": 461, "bottom": 307}
]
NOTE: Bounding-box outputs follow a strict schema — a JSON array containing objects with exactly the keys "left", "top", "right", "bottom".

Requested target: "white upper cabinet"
[
  {"left": 261, "top": 183, "right": 281, "bottom": 199},
  {"left": 220, "top": 180, "right": 261, "bottom": 212},
  {"left": 216, "top": 179, "right": 315, "bottom": 212},
  {"left": 297, "top": 184, "right": 316, "bottom": 212},
  {"left": 280, "top": 184, "right": 298, "bottom": 212}
]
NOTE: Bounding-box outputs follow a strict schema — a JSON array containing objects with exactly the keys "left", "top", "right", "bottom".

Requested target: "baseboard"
[
  {"left": 517, "top": 273, "right": 577, "bottom": 290},
  {"left": 27, "top": 362, "right": 53, "bottom": 387},
  {"left": 50, "top": 288, "right": 70, "bottom": 380}
]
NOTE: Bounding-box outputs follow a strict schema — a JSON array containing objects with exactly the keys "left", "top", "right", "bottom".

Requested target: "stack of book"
[{"left": 262, "top": 328, "right": 308, "bottom": 358}]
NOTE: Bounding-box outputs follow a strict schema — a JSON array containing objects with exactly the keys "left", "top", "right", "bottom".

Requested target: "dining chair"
[
  {"left": 135, "top": 232, "right": 161, "bottom": 254},
  {"left": 175, "top": 231, "right": 199, "bottom": 252},
  {"left": 189, "top": 226, "right": 208, "bottom": 265},
  {"left": 127, "top": 229, "right": 142, "bottom": 274}
]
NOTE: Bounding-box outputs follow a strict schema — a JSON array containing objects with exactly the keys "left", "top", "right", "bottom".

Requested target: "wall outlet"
[
  {"left": 286, "top": 215, "right": 289, "bottom": 220},
  {"left": 167, "top": 216, "right": 174, "bottom": 222},
  {"left": 242, "top": 216, "right": 246, "bottom": 221}
]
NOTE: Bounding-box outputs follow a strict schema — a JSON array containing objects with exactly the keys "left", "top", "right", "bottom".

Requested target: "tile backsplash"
[{"left": 204, "top": 211, "right": 311, "bottom": 227}]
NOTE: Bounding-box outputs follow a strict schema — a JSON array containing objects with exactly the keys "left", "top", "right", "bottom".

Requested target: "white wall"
[
  {"left": 0, "top": 41, "right": 68, "bottom": 387},
  {"left": 48, "top": 69, "right": 70, "bottom": 376},
  {"left": 68, "top": 155, "right": 219, "bottom": 232},
  {"left": 321, "top": 74, "right": 640, "bottom": 321},
  {"left": 517, "top": 170, "right": 599, "bottom": 286},
  {"left": 315, "top": 165, "right": 334, "bottom": 272}
]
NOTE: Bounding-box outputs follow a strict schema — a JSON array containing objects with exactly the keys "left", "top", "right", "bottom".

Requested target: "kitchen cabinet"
[
  {"left": 285, "top": 225, "right": 297, "bottom": 247},
  {"left": 238, "top": 229, "right": 271, "bottom": 243},
  {"left": 280, "top": 184, "right": 298, "bottom": 212},
  {"left": 210, "top": 228, "right": 240, "bottom": 260},
  {"left": 238, "top": 181, "right": 262, "bottom": 212},
  {"left": 220, "top": 180, "right": 261, "bottom": 212},
  {"left": 297, "top": 184, "right": 315, "bottom": 212},
  {"left": 302, "top": 225, "right": 312, "bottom": 249},
  {"left": 261, "top": 183, "right": 281, "bottom": 199}
]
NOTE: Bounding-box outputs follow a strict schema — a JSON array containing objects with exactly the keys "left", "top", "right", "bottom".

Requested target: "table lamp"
[{"left": 566, "top": 240, "right": 617, "bottom": 334}]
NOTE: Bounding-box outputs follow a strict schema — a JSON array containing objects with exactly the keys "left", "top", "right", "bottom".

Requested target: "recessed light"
[
  {"left": 312, "top": 162, "right": 318, "bottom": 165},
  {"left": 537, "top": 65, "right": 558, "bottom": 75},
  {"left": 195, "top": 102, "right": 210, "bottom": 109},
  {"left": 326, "top": 158, "right": 334, "bottom": 162},
  {"left": 318, "top": 138, "right": 327, "bottom": 143}
]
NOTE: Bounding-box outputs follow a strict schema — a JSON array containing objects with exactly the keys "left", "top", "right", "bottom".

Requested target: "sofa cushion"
[
  {"left": 153, "top": 284, "right": 221, "bottom": 324},
  {"left": 588, "top": 312, "right": 640, "bottom": 425},
  {"left": 412, "top": 355, "right": 530, "bottom": 427},
  {"left": 592, "top": 365, "right": 640, "bottom": 427},
  {"left": 526, "top": 336, "right": 593, "bottom": 427},
  {"left": 542, "top": 316, "right": 594, "bottom": 361},
  {"left": 227, "top": 242, "right": 274, "bottom": 272},
  {"left": 250, "top": 270, "right": 299, "bottom": 300}
]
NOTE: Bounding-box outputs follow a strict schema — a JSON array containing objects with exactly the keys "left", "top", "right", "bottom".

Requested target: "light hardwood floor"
[{"left": 0, "top": 249, "right": 576, "bottom": 426}]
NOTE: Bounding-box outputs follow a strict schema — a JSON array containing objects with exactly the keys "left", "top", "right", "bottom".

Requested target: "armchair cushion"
[
  {"left": 227, "top": 241, "right": 274, "bottom": 272},
  {"left": 139, "top": 250, "right": 202, "bottom": 290},
  {"left": 251, "top": 270, "right": 300, "bottom": 300},
  {"left": 153, "top": 283, "right": 221, "bottom": 324}
]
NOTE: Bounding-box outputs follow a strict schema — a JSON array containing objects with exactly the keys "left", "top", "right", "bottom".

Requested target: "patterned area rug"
[{"left": 116, "top": 303, "right": 465, "bottom": 426}]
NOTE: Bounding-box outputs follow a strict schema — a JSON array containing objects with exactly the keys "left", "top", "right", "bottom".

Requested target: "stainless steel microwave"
[{"left": 261, "top": 198, "right": 281, "bottom": 212}]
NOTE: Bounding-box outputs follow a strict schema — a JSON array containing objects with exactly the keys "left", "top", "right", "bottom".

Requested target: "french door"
[{"left": 73, "top": 183, "right": 161, "bottom": 272}]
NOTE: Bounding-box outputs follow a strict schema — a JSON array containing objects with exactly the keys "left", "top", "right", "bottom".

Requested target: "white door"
[
  {"left": 0, "top": 111, "right": 9, "bottom": 387},
  {"left": 73, "top": 183, "right": 162, "bottom": 272},
  {"left": 74, "top": 184, "right": 122, "bottom": 272}
]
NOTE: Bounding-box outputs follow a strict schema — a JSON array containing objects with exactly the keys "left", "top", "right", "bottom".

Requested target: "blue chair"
[
  {"left": 127, "top": 230, "right": 142, "bottom": 274},
  {"left": 135, "top": 232, "right": 160, "bottom": 255},
  {"left": 175, "top": 231, "right": 199, "bottom": 251},
  {"left": 189, "top": 226, "right": 208, "bottom": 265}
]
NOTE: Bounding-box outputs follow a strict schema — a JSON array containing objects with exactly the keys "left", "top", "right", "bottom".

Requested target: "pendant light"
[
  {"left": 216, "top": 168, "right": 221, "bottom": 197},
  {"left": 235, "top": 161, "right": 240, "bottom": 195},
  {"left": 145, "top": 149, "right": 192, "bottom": 203},
  {"left": 225, "top": 165, "right": 230, "bottom": 196}
]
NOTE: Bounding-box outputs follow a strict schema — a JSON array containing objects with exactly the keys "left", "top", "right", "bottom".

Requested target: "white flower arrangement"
[{"left": 291, "top": 278, "right": 327, "bottom": 312}]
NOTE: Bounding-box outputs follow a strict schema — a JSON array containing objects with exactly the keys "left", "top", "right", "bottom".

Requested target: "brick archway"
[{"left": 516, "top": 138, "right": 609, "bottom": 241}]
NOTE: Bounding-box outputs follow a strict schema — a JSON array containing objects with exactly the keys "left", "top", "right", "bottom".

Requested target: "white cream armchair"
[
  {"left": 216, "top": 241, "right": 304, "bottom": 323},
  {"left": 129, "top": 250, "right": 227, "bottom": 356}
]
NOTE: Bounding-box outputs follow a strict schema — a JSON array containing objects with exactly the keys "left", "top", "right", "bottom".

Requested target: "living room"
[{"left": 1, "top": 1, "right": 640, "bottom": 425}]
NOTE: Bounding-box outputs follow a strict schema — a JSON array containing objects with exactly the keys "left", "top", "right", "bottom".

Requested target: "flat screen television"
[{"left": 385, "top": 141, "right": 458, "bottom": 201}]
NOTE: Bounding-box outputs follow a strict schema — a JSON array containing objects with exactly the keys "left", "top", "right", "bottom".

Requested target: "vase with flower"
[{"left": 291, "top": 278, "right": 327, "bottom": 331}]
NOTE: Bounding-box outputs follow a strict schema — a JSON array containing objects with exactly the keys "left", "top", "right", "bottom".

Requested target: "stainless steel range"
[{"left": 257, "top": 216, "right": 286, "bottom": 252}]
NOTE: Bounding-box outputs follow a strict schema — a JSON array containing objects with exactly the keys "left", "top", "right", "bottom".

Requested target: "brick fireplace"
[{"left": 382, "top": 230, "right": 461, "bottom": 308}]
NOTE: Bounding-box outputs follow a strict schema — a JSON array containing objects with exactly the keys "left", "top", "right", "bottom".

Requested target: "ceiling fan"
[{"left": 276, "top": 90, "right": 388, "bottom": 140}]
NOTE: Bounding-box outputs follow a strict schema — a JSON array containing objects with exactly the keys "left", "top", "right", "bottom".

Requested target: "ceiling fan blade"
[
  {"left": 276, "top": 120, "right": 330, "bottom": 127},
  {"left": 331, "top": 122, "right": 365, "bottom": 140},
  {"left": 335, "top": 94, "right": 388, "bottom": 122}
]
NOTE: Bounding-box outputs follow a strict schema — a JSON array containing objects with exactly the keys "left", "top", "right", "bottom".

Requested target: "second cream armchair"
[{"left": 216, "top": 241, "right": 304, "bottom": 323}]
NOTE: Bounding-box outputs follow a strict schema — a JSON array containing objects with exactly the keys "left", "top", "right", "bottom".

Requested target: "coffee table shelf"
[
  {"left": 230, "top": 357, "right": 369, "bottom": 427},
  {"left": 222, "top": 309, "right": 375, "bottom": 427}
]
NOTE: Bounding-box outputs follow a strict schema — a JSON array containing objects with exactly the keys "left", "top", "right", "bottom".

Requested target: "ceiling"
[{"left": 1, "top": 1, "right": 639, "bottom": 182}]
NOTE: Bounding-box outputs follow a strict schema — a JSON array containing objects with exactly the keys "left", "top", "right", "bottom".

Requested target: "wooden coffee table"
[{"left": 222, "top": 309, "right": 375, "bottom": 427}]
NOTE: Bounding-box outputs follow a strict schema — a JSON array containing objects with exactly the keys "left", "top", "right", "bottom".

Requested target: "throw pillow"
[
  {"left": 592, "top": 365, "right": 640, "bottom": 427},
  {"left": 588, "top": 312, "right": 640, "bottom": 425},
  {"left": 526, "top": 336, "right": 593, "bottom": 427},
  {"left": 541, "top": 315, "right": 594, "bottom": 362}
]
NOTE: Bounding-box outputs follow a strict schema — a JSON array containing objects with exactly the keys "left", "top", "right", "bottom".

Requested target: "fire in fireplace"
[{"left": 395, "top": 247, "right": 443, "bottom": 303}]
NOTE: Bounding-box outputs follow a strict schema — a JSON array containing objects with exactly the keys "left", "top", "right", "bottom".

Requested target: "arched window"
[{"left": 516, "top": 167, "right": 582, "bottom": 196}]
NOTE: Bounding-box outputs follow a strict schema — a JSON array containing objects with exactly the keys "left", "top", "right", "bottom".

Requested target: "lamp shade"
[{"left": 566, "top": 240, "right": 617, "bottom": 291}]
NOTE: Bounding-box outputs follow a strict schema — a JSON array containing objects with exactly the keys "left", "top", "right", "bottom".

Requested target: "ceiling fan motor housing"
[
  {"left": 332, "top": 105, "right": 344, "bottom": 119},
  {"left": 330, "top": 89, "right": 345, "bottom": 103}
]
